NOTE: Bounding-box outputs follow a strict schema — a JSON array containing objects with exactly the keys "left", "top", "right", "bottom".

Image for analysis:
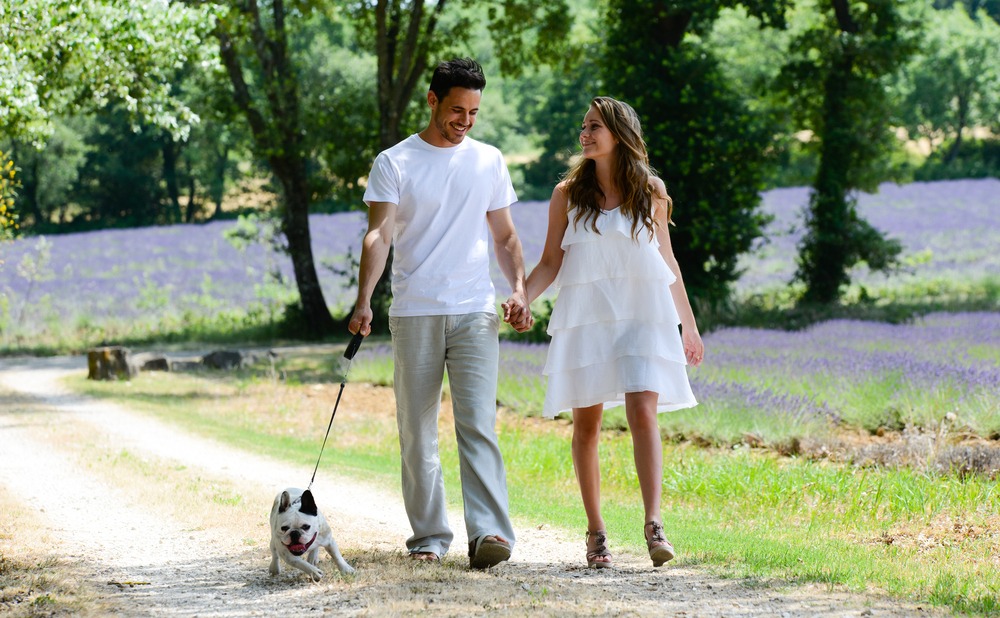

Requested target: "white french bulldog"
[{"left": 269, "top": 487, "right": 355, "bottom": 581}]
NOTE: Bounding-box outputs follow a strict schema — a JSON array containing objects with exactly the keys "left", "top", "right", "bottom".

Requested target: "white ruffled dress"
[{"left": 542, "top": 206, "right": 698, "bottom": 418}]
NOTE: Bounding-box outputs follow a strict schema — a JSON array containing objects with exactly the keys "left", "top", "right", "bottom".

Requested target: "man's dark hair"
[{"left": 429, "top": 58, "right": 486, "bottom": 101}]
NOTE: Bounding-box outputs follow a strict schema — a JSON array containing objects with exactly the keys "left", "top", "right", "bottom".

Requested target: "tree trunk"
[
  {"left": 276, "top": 156, "right": 336, "bottom": 336},
  {"left": 162, "top": 138, "right": 182, "bottom": 223},
  {"left": 214, "top": 0, "right": 335, "bottom": 339},
  {"left": 184, "top": 159, "right": 198, "bottom": 222},
  {"left": 944, "top": 94, "right": 967, "bottom": 165},
  {"left": 801, "top": 53, "right": 855, "bottom": 305},
  {"left": 798, "top": 0, "right": 860, "bottom": 304},
  {"left": 210, "top": 143, "right": 228, "bottom": 220},
  {"left": 375, "top": 0, "right": 442, "bottom": 151}
]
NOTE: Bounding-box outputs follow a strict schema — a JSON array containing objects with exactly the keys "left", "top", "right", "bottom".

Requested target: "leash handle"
[
  {"left": 344, "top": 332, "right": 364, "bottom": 360},
  {"left": 307, "top": 334, "right": 365, "bottom": 490}
]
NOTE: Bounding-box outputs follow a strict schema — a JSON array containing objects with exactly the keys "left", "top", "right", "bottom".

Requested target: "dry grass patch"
[{"left": 0, "top": 485, "right": 112, "bottom": 617}]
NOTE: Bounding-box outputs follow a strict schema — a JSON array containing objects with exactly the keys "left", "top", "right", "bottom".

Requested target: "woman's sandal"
[
  {"left": 644, "top": 521, "right": 675, "bottom": 567},
  {"left": 586, "top": 530, "right": 613, "bottom": 569}
]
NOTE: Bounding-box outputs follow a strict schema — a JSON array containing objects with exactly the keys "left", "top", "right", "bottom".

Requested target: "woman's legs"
[
  {"left": 626, "top": 391, "right": 675, "bottom": 565},
  {"left": 624, "top": 391, "right": 663, "bottom": 525},
  {"left": 572, "top": 404, "right": 613, "bottom": 566},
  {"left": 571, "top": 404, "right": 606, "bottom": 533}
]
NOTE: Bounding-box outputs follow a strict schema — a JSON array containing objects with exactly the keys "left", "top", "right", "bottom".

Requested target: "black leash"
[{"left": 306, "top": 332, "right": 364, "bottom": 492}]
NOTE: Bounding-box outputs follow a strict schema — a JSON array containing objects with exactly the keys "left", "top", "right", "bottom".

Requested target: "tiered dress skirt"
[{"left": 542, "top": 207, "right": 698, "bottom": 418}]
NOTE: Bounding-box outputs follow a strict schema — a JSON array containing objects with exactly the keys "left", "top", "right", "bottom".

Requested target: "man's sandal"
[
  {"left": 468, "top": 535, "right": 511, "bottom": 570},
  {"left": 585, "top": 530, "right": 613, "bottom": 569},
  {"left": 409, "top": 550, "right": 440, "bottom": 563},
  {"left": 644, "top": 521, "right": 675, "bottom": 567}
]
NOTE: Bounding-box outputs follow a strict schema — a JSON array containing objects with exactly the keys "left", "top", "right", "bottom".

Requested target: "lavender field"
[
  {"left": 2, "top": 178, "right": 997, "bottom": 347},
  {"left": 736, "top": 178, "right": 1000, "bottom": 297}
]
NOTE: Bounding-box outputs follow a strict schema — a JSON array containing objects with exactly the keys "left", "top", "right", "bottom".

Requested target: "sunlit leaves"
[
  {"left": 0, "top": 0, "right": 219, "bottom": 144},
  {"left": 0, "top": 150, "right": 18, "bottom": 241},
  {"left": 896, "top": 5, "right": 1000, "bottom": 147}
]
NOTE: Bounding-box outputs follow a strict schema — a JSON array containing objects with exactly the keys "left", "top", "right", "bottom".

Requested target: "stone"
[{"left": 87, "top": 346, "right": 137, "bottom": 381}]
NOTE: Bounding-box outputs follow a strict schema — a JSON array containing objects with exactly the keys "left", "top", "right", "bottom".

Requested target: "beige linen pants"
[{"left": 389, "top": 312, "right": 516, "bottom": 558}]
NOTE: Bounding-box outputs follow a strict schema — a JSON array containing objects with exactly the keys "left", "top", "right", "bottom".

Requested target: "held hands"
[
  {"left": 683, "top": 327, "right": 704, "bottom": 367},
  {"left": 501, "top": 292, "right": 534, "bottom": 333}
]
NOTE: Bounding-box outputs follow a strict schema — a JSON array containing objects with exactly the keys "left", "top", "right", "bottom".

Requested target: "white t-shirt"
[{"left": 363, "top": 134, "right": 518, "bottom": 317}]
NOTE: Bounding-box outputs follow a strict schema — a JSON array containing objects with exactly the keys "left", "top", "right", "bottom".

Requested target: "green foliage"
[
  {"left": 896, "top": 5, "right": 1000, "bottom": 165},
  {"left": 70, "top": 107, "right": 169, "bottom": 228},
  {"left": 602, "top": 0, "right": 779, "bottom": 307},
  {"left": 0, "top": 150, "right": 18, "bottom": 241},
  {"left": 0, "top": 0, "right": 218, "bottom": 144},
  {"left": 293, "top": 12, "right": 380, "bottom": 211},
  {"left": 915, "top": 138, "right": 1000, "bottom": 180},
  {"left": 3, "top": 119, "right": 92, "bottom": 231},
  {"left": 707, "top": 6, "right": 822, "bottom": 189},
  {"left": 484, "top": 1, "right": 574, "bottom": 77},
  {"left": 519, "top": 54, "right": 601, "bottom": 200}
]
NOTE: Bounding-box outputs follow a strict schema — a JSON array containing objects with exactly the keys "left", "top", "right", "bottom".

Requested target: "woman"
[{"left": 525, "top": 96, "right": 703, "bottom": 568}]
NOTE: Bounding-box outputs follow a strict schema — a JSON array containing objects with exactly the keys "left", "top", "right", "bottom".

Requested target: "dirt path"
[{"left": 0, "top": 356, "right": 949, "bottom": 617}]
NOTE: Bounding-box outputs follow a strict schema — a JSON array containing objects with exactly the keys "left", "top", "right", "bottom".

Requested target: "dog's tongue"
[{"left": 289, "top": 543, "right": 308, "bottom": 555}]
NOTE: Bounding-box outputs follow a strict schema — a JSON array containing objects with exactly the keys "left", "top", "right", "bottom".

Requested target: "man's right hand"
[{"left": 348, "top": 303, "right": 373, "bottom": 336}]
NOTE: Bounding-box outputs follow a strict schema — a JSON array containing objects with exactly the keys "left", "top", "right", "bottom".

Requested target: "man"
[{"left": 348, "top": 58, "right": 532, "bottom": 569}]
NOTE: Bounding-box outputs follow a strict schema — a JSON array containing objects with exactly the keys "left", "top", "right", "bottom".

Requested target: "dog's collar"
[{"left": 288, "top": 532, "right": 317, "bottom": 555}]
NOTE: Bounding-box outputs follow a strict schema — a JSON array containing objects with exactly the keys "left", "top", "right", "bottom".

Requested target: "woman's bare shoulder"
[{"left": 647, "top": 176, "right": 668, "bottom": 198}]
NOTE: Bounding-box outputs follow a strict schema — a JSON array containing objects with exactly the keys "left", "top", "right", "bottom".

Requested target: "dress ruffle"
[
  {"left": 548, "top": 279, "right": 680, "bottom": 332},
  {"left": 544, "top": 319, "right": 687, "bottom": 372},
  {"left": 543, "top": 356, "right": 697, "bottom": 416},
  {"left": 560, "top": 207, "right": 660, "bottom": 250},
  {"left": 542, "top": 206, "right": 697, "bottom": 418}
]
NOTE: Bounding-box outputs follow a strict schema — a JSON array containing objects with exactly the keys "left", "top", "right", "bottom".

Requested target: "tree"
[
  {"left": 1, "top": 0, "right": 218, "bottom": 235},
  {"left": 73, "top": 107, "right": 168, "bottom": 227},
  {"left": 602, "top": 0, "right": 789, "bottom": 308},
  {"left": 0, "top": 0, "right": 214, "bottom": 145},
  {"left": 4, "top": 119, "right": 92, "bottom": 230},
  {"left": 207, "top": 0, "right": 340, "bottom": 337},
  {"left": 898, "top": 6, "right": 1000, "bottom": 164},
  {"left": 351, "top": 0, "right": 572, "bottom": 152},
  {"left": 779, "top": 0, "right": 919, "bottom": 304},
  {"left": 293, "top": 18, "right": 380, "bottom": 211}
]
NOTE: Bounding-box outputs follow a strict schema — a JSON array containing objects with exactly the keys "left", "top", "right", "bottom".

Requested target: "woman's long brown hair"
[{"left": 564, "top": 96, "right": 672, "bottom": 240}]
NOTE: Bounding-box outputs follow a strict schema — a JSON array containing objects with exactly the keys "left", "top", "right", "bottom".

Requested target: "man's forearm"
[{"left": 495, "top": 236, "right": 526, "bottom": 294}]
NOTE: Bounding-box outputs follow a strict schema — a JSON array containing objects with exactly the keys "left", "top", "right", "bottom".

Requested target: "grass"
[
  {"left": 0, "top": 484, "right": 112, "bottom": 617},
  {"left": 69, "top": 359, "right": 1000, "bottom": 616}
]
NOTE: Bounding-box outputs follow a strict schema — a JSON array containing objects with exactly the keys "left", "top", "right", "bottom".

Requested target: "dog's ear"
[
  {"left": 279, "top": 490, "right": 292, "bottom": 513},
  {"left": 299, "top": 490, "right": 318, "bottom": 516}
]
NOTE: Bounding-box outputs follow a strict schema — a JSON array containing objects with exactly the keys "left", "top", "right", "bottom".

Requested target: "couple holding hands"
[{"left": 348, "top": 58, "right": 703, "bottom": 571}]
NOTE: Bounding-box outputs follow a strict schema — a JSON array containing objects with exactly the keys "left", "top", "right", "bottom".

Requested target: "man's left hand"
[{"left": 502, "top": 293, "right": 534, "bottom": 333}]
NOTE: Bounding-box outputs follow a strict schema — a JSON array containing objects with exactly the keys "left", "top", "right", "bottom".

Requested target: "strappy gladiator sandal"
[
  {"left": 585, "top": 530, "right": 613, "bottom": 569},
  {"left": 644, "top": 521, "right": 675, "bottom": 567}
]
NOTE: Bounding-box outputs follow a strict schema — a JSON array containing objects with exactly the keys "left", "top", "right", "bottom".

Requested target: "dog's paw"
[
  {"left": 337, "top": 562, "right": 356, "bottom": 575},
  {"left": 310, "top": 568, "right": 324, "bottom": 582}
]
